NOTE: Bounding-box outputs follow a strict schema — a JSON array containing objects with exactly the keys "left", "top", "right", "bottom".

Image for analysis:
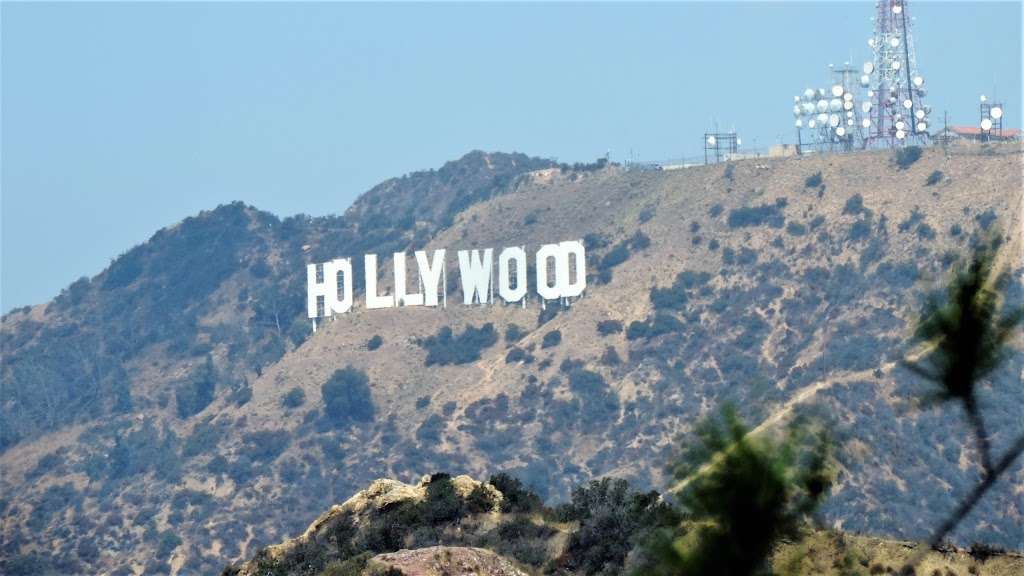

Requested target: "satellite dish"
[
  {"left": 991, "top": 106, "right": 1004, "bottom": 119},
  {"left": 817, "top": 100, "right": 829, "bottom": 113},
  {"left": 862, "top": 118, "right": 872, "bottom": 128},
  {"left": 896, "top": 129, "right": 906, "bottom": 139},
  {"left": 913, "top": 76, "right": 924, "bottom": 87},
  {"left": 868, "top": 90, "right": 875, "bottom": 98},
  {"left": 808, "top": 119, "right": 817, "bottom": 129},
  {"left": 903, "top": 99, "right": 913, "bottom": 109},
  {"left": 895, "top": 120, "right": 906, "bottom": 130},
  {"left": 804, "top": 88, "right": 816, "bottom": 101},
  {"left": 737, "top": 138, "right": 742, "bottom": 146},
  {"left": 836, "top": 126, "right": 847, "bottom": 137},
  {"left": 794, "top": 105, "right": 803, "bottom": 117},
  {"left": 831, "top": 84, "right": 844, "bottom": 97},
  {"left": 890, "top": 37, "right": 900, "bottom": 48},
  {"left": 980, "top": 94, "right": 987, "bottom": 102},
  {"left": 829, "top": 114, "right": 841, "bottom": 128},
  {"left": 843, "top": 92, "right": 854, "bottom": 102},
  {"left": 863, "top": 62, "right": 874, "bottom": 74},
  {"left": 817, "top": 113, "right": 829, "bottom": 124},
  {"left": 916, "top": 122, "right": 927, "bottom": 132},
  {"left": 868, "top": 38, "right": 876, "bottom": 48},
  {"left": 847, "top": 119, "right": 855, "bottom": 126},
  {"left": 707, "top": 136, "right": 717, "bottom": 145},
  {"left": 795, "top": 119, "right": 803, "bottom": 128},
  {"left": 794, "top": 96, "right": 802, "bottom": 103},
  {"left": 817, "top": 88, "right": 827, "bottom": 98},
  {"left": 893, "top": 5, "right": 903, "bottom": 14},
  {"left": 862, "top": 101, "right": 872, "bottom": 113},
  {"left": 981, "top": 118, "right": 993, "bottom": 131},
  {"left": 830, "top": 98, "right": 843, "bottom": 111},
  {"left": 892, "top": 60, "right": 902, "bottom": 70},
  {"left": 803, "top": 102, "right": 816, "bottom": 115},
  {"left": 860, "top": 75, "right": 871, "bottom": 87},
  {"left": 844, "top": 101, "right": 854, "bottom": 111},
  {"left": 846, "top": 111, "right": 854, "bottom": 118},
  {"left": 915, "top": 109, "right": 926, "bottom": 120}
]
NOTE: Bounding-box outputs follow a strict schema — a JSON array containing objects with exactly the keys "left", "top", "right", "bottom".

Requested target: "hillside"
[
  {"left": 221, "top": 474, "right": 1024, "bottom": 576},
  {"left": 1, "top": 144, "right": 1022, "bottom": 575}
]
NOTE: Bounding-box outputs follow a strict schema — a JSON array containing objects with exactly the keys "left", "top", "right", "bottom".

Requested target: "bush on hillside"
[
  {"left": 894, "top": 145, "right": 923, "bottom": 169},
  {"left": 420, "top": 323, "right": 498, "bottom": 366},
  {"left": 321, "top": 367, "right": 375, "bottom": 427}
]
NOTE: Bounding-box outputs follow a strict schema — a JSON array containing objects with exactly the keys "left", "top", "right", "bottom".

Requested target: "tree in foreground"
[
  {"left": 902, "top": 238, "right": 1023, "bottom": 565},
  {"left": 634, "top": 407, "right": 831, "bottom": 576}
]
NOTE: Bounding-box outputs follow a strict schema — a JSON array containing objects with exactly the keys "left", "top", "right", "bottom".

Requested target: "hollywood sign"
[{"left": 307, "top": 241, "right": 586, "bottom": 320}]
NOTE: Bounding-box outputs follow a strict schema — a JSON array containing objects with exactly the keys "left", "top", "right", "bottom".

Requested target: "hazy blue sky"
[{"left": 2, "top": 2, "right": 1021, "bottom": 310}]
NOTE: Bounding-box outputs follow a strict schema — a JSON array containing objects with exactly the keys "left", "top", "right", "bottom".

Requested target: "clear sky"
[{"left": 2, "top": 2, "right": 1021, "bottom": 311}]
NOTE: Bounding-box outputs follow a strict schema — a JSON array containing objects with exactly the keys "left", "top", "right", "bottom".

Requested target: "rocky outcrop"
[{"left": 368, "top": 546, "right": 528, "bottom": 576}]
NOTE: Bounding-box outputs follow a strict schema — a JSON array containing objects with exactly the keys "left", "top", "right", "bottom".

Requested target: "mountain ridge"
[{"left": 1, "top": 144, "right": 1022, "bottom": 575}]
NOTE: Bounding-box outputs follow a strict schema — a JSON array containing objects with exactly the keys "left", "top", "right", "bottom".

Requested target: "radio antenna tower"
[{"left": 862, "top": 0, "right": 930, "bottom": 147}]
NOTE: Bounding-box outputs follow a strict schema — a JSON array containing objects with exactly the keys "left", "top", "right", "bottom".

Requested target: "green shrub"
[
  {"left": 926, "top": 170, "right": 944, "bottom": 186},
  {"left": 805, "top": 172, "right": 823, "bottom": 188},
  {"left": 596, "top": 320, "right": 623, "bottom": 336},
  {"left": 366, "top": 335, "right": 383, "bottom": 351},
  {"left": 281, "top": 387, "right": 305, "bottom": 409},
  {"left": 175, "top": 356, "right": 216, "bottom": 419},
  {"left": 542, "top": 330, "right": 562, "bottom": 349},
  {"left": 843, "top": 194, "right": 866, "bottom": 215},
  {"left": 420, "top": 324, "right": 498, "bottom": 365},
  {"left": 894, "top": 145, "right": 923, "bottom": 169},
  {"left": 505, "top": 323, "right": 525, "bottom": 343},
  {"left": 727, "top": 199, "right": 787, "bottom": 229},
  {"left": 322, "top": 367, "right": 375, "bottom": 427}
]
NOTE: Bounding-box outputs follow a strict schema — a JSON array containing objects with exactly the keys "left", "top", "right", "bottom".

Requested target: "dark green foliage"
[
  {"left": 785, "top": 221, "right": 807, "bottom": 236},
  {"left": 975, "top": 209, "right": 997, "bottom": 231},
  {"left": 465, "top": 484, "right": 497, "bottom": 514},
  {"left": 321, "top": 367, "right": 375, "bottom": 427},
  {"left": 556, "top": 478, "right": 680, "bottom": 575},
  {"left": 542, "top": 330, "right": 562, "bottom": 349},
  {"left": 505, "top": 323, "right": 525, "bottom": 343},
  {"left": 727, "top": 199, "right": 787, "bottom": 229},
  {"left": 640, "top": 408, "right": 831, "bottom": 576},
  {"left": 239, "top": 430, "right": 291, "bottom": 463},
  {"left": 949, "top": 224, "right": 963, "bottom": 237},
  {"left": 182, "top": 418, "right": 225, "bottom": 457},
  {"left": 600, "top": 346, "right": 621, "bottom": 366},
  {"left": 804, "top": 172, "right": 823, "bottom": 188},
  {"left": 597, "top": 320, "right": 623, "bottom": 336},
  {"left": 843, "top": 194, "right": 866, "bottom": 215},
  {"left": 905, "top": 240, "right": 1023, "bottom": 473},
  {"left": 917, "top": 223, "right": 936, "bottom": 240},
  {"left": 281, "top": 387, "right": 306, "bottom": 409},
  {"left": 583, "top": 233, "right": 609, "bottom": 251},
  {"left": 567, "top": 369, "right": 619, "bottom": 427},
  {"left": 490, "top": 473, "right": 544, "bottom": 514},
  {"left": 420, "top": 323, "right": 498, "bottom": 365},
  {"left": 595, "top": 232, "right": 650, "bottom": 283},
  {"left": 366, "top": 335, "right": 383, "bottom": 351},
  {"left": 709, "top": 204, "right": 724, "bottom": 218},
  {"left": 898, "top": 208, "right": 925, "bottom": 233},
  {"left": 895, "top": 146, "right": 923, "bottom": 169},
  {"left": 650, "top": 270, "right": 710, "bottom": 312},
  {"left": 176, "top": 356, "right": 216, "bottom": 419},
  {"left": 415, "top": 396, "right": 431, "bottom": 410},
  {"left": 926, "top": 170, "right": 944, "bottom": 186},
  {"left": 626, "top": 313, "right": 685, "bottom": 341},
  {"left": 849, "top": 218, "right": 873, "bottom": 242},
  {"left": 416, "top": 414, "right": 445, "bottom": 444}
]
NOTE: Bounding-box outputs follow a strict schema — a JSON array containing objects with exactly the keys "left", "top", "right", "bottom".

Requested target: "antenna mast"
[{"left": 862, "top": 0, "right": 931, "bottom": 148}]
